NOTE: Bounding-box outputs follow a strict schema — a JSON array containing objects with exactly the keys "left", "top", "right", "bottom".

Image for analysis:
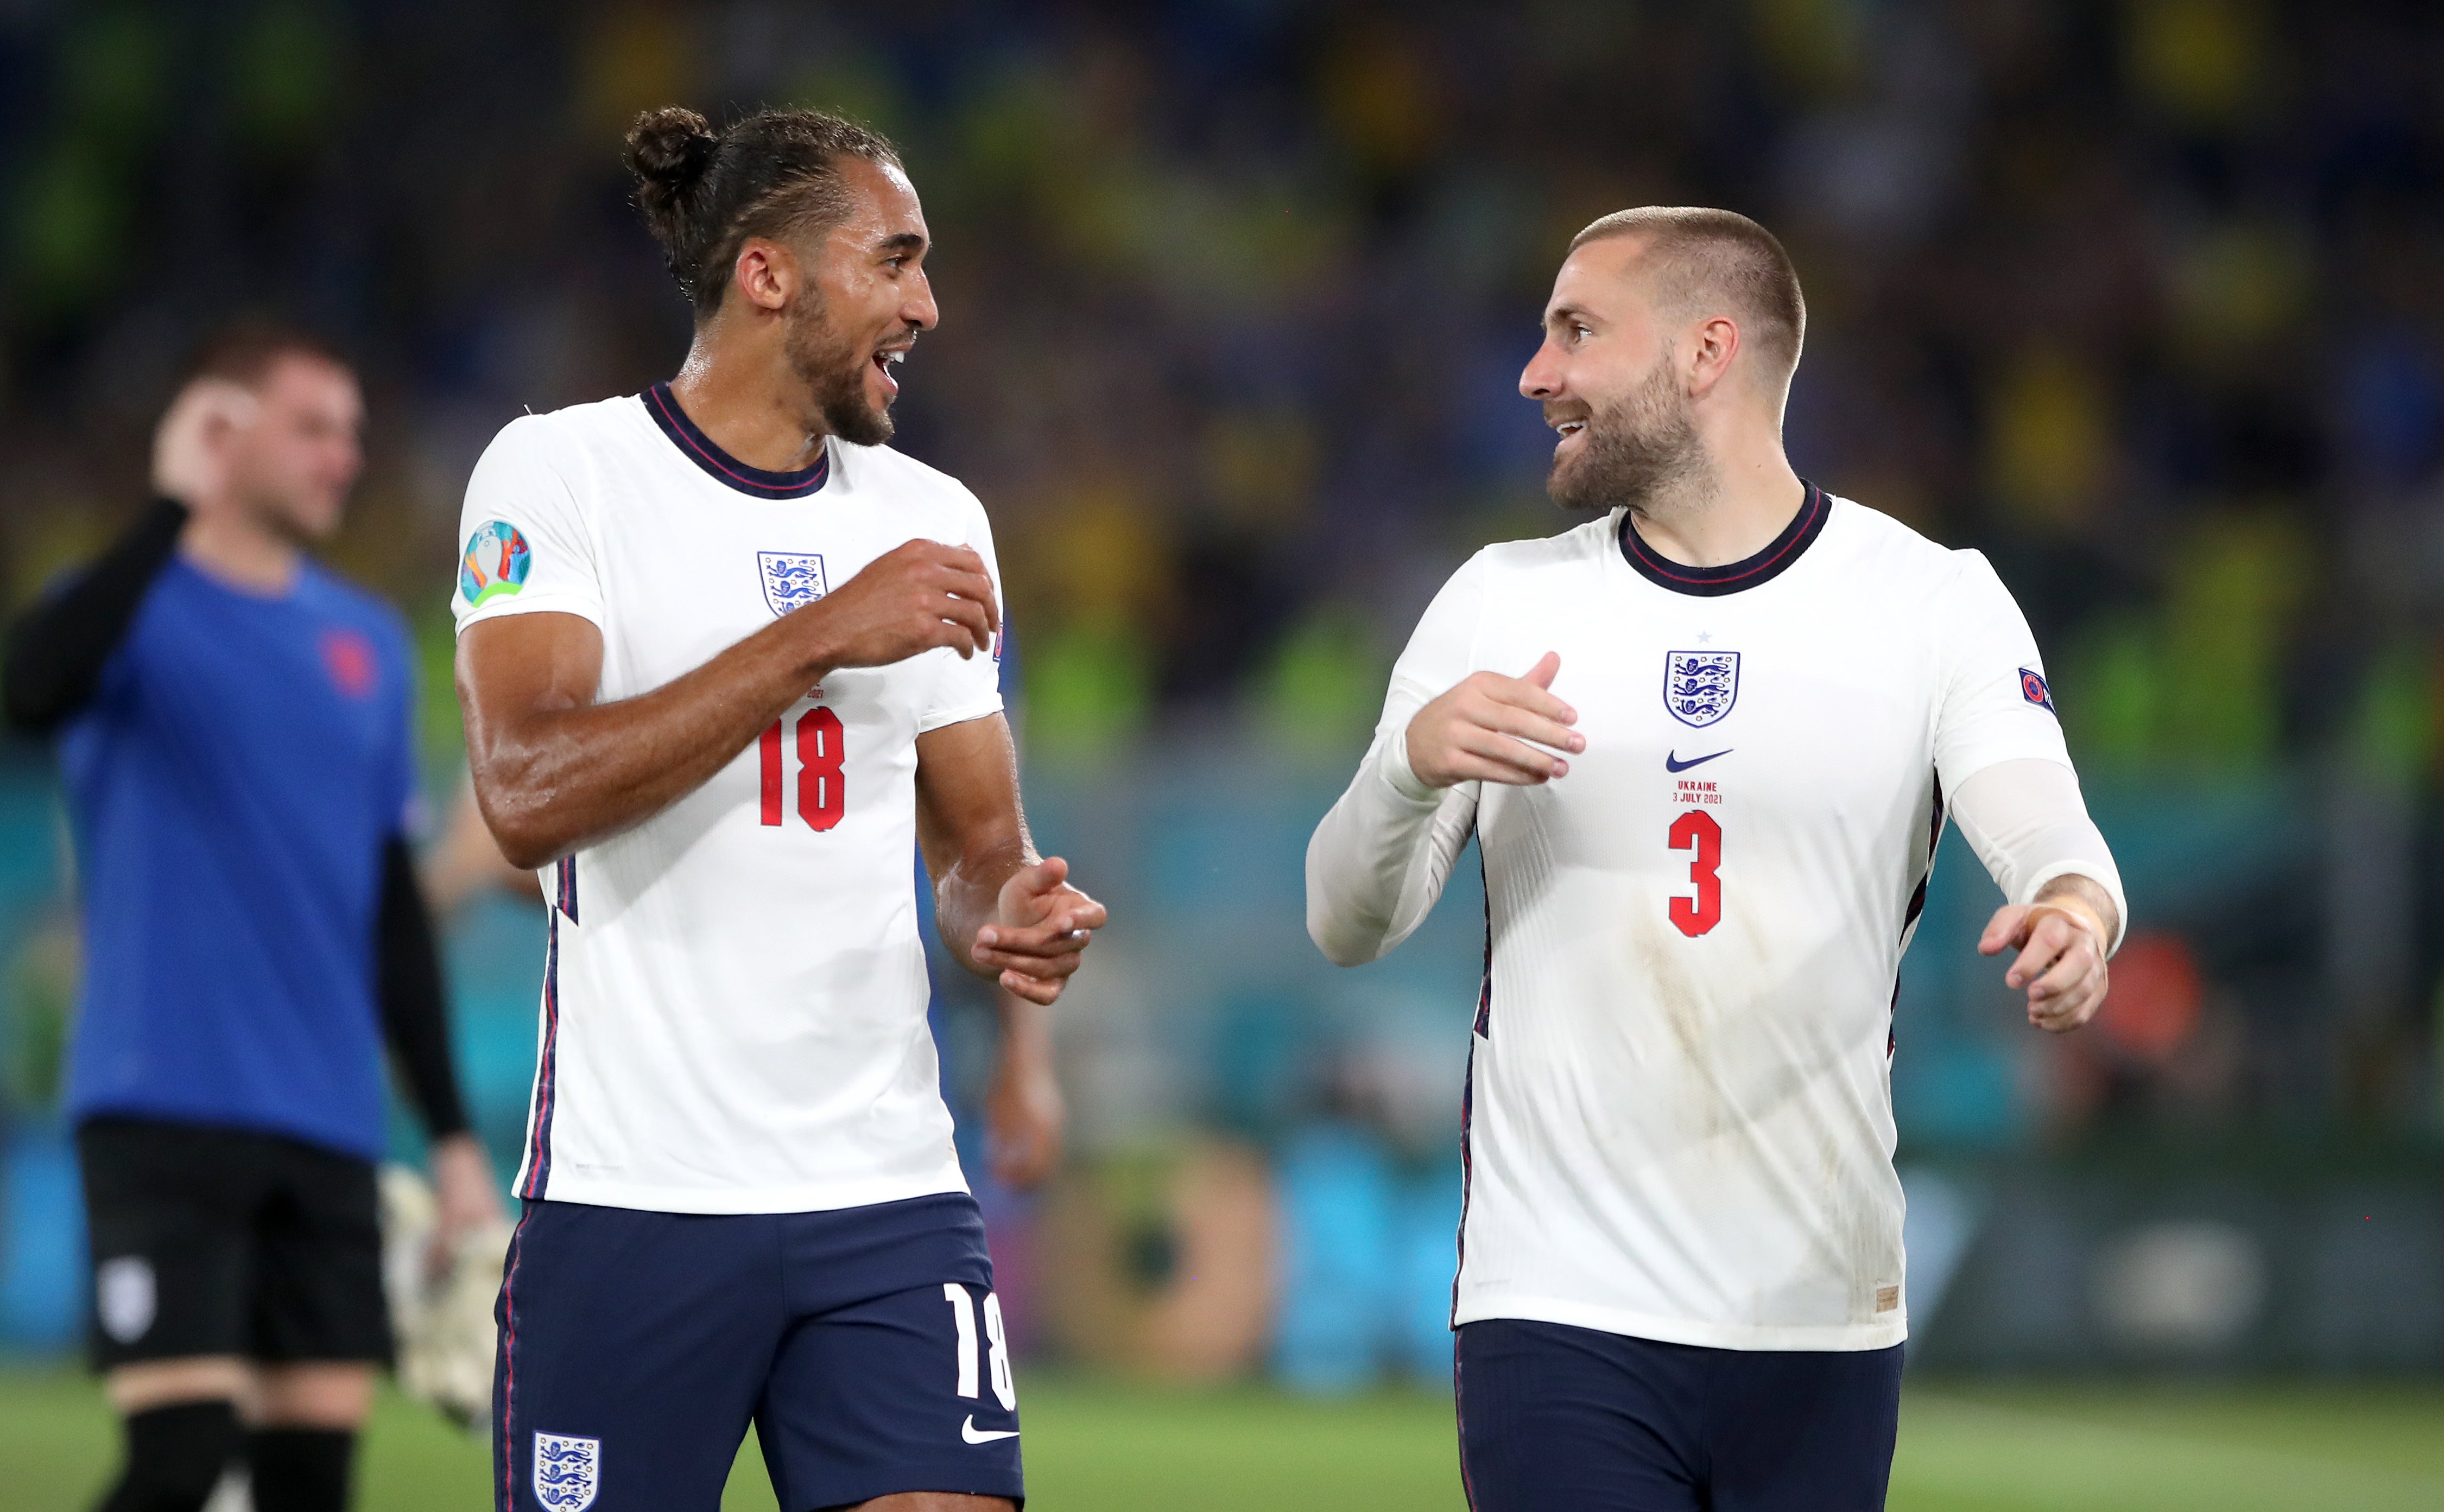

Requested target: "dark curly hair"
[{"left": 623, "top": 105, "right": 902, "bottom": 317}]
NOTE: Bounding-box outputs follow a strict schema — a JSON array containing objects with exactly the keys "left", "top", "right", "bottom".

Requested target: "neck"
[
  {"left": 667, "top": 324, "right": 828, "bottom": 474},
  {"left": 1625, "top": 408, "right": 1804, "bottom": 568},
  {"left": 181, "top": 501, "right": 302, "bottom": 595}
]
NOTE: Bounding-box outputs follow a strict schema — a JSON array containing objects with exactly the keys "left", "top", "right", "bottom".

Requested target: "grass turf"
[{"left": 1, "top": 1369, "right": 2437, "bottom": 1510}]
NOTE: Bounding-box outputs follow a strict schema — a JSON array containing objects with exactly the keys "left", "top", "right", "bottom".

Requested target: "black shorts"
[
  {"left": 1455, "top": 1319, "right": 1903, "bottom": 1512},
  {"left": 77, "top": 1116, "right": 391, "bottom": 1371}
]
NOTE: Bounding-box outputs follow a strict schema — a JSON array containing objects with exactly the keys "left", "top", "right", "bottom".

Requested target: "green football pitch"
[{"left": 3, "top": 1370, "right": 2438, "bottom": 1510}]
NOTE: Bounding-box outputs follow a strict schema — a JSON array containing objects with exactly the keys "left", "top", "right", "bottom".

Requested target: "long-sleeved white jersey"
[{"left": 1308, "top": 486, "right": 2123, "bottom": 1350}]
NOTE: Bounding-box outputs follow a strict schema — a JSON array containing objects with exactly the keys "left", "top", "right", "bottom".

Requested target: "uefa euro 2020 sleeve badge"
[
  {"left": 759, "top": 552, "right": 830, "bottom": 618},
  {"left": 533, "top": 1432, "right": 600, "bottom": 1511},
  {"left": 460, "top": 521, "right": 532, "bottom": 608},
  {"left": 1664, "top": 650, "right": 1740, "bottom": 727}
]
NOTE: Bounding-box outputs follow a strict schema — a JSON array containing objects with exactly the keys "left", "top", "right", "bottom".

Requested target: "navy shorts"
[
  {"left": 1454, "top": 1319, "right": 1902, "bottom": 1512},
  {"left": 493, "top": 1192, "right": 1022, "bottom": 1511}
]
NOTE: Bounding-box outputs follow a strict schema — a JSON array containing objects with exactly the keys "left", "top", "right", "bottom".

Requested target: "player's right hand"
[
  {"left": 150, "top": 378, "right": 255, "bottom": 505},
  {"left": 1404, "top": 651, "right": 1584, "bottom": 787},
  {"left": 799, "top": 539, "right": 999, "bottom": 669}
]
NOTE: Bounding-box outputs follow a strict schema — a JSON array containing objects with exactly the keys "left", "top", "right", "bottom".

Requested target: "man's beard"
[
  {"left": 786, "top": 296, "right": 895, "bottom": 447},
  {"left": 1547, "top": 351, "right": 1708, "bottom": 513}
]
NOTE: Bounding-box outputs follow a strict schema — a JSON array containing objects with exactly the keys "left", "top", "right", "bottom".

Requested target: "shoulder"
[
  {"left": 1818, "top": 492, "right": 2008, "bottom": 596},
  {"left": 834, "top": 440, "right": 979, "bottom": 504},
  {"left": 1405, "top": 513, "right": 1611, "bottom": 650},
  {"left": 464, "top": 401, "right": 649, "bottom": 540},
  {"left": 1473, "top": 510, "right": 1618, "bottom": 581},
  {"left": 476, "top": 396, "right": 644, "bottom": 474},
  {"left": 1820, "top": 493, "right": 1951, "bottom": 570},
  {"left": 834, "top": 441, "right": 990, "bottom": 528},
  {"left": 1820, "top": 494, "right": 2034, "bottom": 656}
]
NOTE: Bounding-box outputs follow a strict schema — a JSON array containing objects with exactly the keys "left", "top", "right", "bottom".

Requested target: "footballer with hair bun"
[{"left": 455, "top": 106, "right": 1100, "bottom": 1512}]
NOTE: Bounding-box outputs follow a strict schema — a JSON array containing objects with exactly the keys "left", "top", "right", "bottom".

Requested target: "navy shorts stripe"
[
  {"left": 495, "top": 1205, "right": 535, "bottom": 1512},
  {"left": 519, "top": 911, "right": 560, "bottom": 1200}
]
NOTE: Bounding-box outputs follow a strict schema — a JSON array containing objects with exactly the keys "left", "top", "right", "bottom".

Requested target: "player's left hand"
[
  {"left": 1979, "top": 901, "right": 2109, "bottom": 1033},
  {"left": 974, "top": 855, "right": 1107, "bottom": 1005},
  {"left": 427, "top": 1133, "right": 505, "bottom": 1276}
]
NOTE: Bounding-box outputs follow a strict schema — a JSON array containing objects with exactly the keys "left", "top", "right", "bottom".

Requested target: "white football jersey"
[
  {"left": 1321, "top": 486, "right": 2097, "bottom": 1350},
  {"left": 452, "top": 385, "right": 1003, "bottom": 1215}
]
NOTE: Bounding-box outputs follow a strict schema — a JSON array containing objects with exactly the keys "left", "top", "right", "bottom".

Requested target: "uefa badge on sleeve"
[
  {"left": 2020, "top": 666, "right": 2056, "bottom": 715},
  {"left": 460, "top": 521, "right": 532, "bottom": 608},
  {"left": 759, "top": 551, "right": 829, "bottom": 617},
  {"left": 533, "top": 1433, "right": 600, "bottom": 1511},
  {"left": 1664, "top": 650, "right": 1740, "bottom": 727}
]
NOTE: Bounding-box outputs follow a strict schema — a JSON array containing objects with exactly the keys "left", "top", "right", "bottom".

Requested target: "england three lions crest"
[
  {"left": 533, "top": 1433, "right": 599, "bottom": 1511},
  {"left": 759, "top": 552, "right": 829, "bottom": 617},
  {"left": 1664, "top": 650, "right": 1740, "bottom": 727}
]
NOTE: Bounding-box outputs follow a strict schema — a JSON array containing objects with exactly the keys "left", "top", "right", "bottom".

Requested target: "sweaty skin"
[{"left": 457, "top": 157, "right": 1102, "bottom": 1013}]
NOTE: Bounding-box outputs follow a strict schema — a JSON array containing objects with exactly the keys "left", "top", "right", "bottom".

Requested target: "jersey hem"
[
  {"left": 453, "top": 593, "right": 606, "bottom": 638},
  {"left": 915, "top": 694, "right": 1005, "bottom": 734},
  {"left": 517, "top": 1167, "right": 971, "bottom": 1216},
  {"left": 1453, "top": 1291, "right": 1908, "bottom": 1352}
]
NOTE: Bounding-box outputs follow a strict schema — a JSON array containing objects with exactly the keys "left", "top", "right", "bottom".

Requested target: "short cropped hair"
[
  {"left": 183, "top": 319, "right": 351, "bottom": 390},
  {"left": 1569, "top": 207, "right": 1806, "bottom": 388}
]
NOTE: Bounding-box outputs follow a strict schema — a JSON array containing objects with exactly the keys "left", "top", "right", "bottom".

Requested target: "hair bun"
[
  {"left": 624, "top": 106, "right": 717, "bottom": 193},
  {"left": 625, "top": 107, "right": 720, "bottom": 284}
]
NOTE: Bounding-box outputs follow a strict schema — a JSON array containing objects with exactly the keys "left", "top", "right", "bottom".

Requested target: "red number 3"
[
  {"left": 760, "top": 707, "right": 846, "bottom": 832},
  {"left": 1668, "top": 809, "right": 1722, "bottom": 937}
]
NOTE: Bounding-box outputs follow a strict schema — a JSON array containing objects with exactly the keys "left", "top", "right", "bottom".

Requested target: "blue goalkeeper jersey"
[{"left": 58, "top": 556, "right": 417, "bottom": 1160}]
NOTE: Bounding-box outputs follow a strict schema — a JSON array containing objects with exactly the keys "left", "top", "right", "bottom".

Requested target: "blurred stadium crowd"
[{"left": 4, "top": 0, "right": 2444, "bottom": 1381}]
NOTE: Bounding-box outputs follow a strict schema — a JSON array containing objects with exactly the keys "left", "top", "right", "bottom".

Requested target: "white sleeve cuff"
[
  {"left": 1381, "top": 725, "right": 1440, "bottom": 804},
  {"left": 2020, "top": 859, "right": 2129, "bottom": 957},
  {"left": 1949, "top": 758, "right": 2128, "bottom": 956}
]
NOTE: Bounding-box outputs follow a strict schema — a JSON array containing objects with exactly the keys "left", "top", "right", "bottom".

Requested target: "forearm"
[
  {"left": 1, "top": 498, "right": 187, "bottom": 733},
  {"left": 913, "top": 714, "right": 1100, "bottom": 1002},
  {"left": 933, "top": 829, "right": 1036, "bottom": 980},
  {"left": 1950, "top": 758, "right": 2128, "bottom": 954},
  {"left": 462, "top": 613, "right": 827, "bottom": 868},
  {"left": 1307, "top": 723, "right": 1477, "bottom": 967},
  {"left": 993, "top": 985, "right": 1055, "bottom": 1067},
  {"left": 376, "top": 836, "right": 471, "bottom": 1140}
]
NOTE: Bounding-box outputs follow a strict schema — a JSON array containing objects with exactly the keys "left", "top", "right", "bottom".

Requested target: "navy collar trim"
[
  {"left": 642, "top": 383, "right": 831, "bottom": 498},
  {"left": 1620, "top": 481, "right": 1828, "bottom": 597}
]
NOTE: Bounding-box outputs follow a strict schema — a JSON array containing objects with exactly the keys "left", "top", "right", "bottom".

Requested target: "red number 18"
[
  {"left": 1668, "top": 809, "right": 1722, "bottom": 937},
  {"left": 760, "top": 707, "right": 845, "bottom": 832}
]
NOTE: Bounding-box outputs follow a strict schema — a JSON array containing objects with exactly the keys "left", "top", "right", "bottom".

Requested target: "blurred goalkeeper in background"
[{"left": 0, "top": 322, "right": 502, "bottom": 1512}]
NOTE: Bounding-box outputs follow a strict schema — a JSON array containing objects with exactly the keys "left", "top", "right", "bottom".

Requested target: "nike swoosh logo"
[
  {"left": 962, "top": 1415, "right": 1020, "bottom": 1444},
  {"left": 1665, "top": 749, "right": 1731, "bottom": 772}
]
